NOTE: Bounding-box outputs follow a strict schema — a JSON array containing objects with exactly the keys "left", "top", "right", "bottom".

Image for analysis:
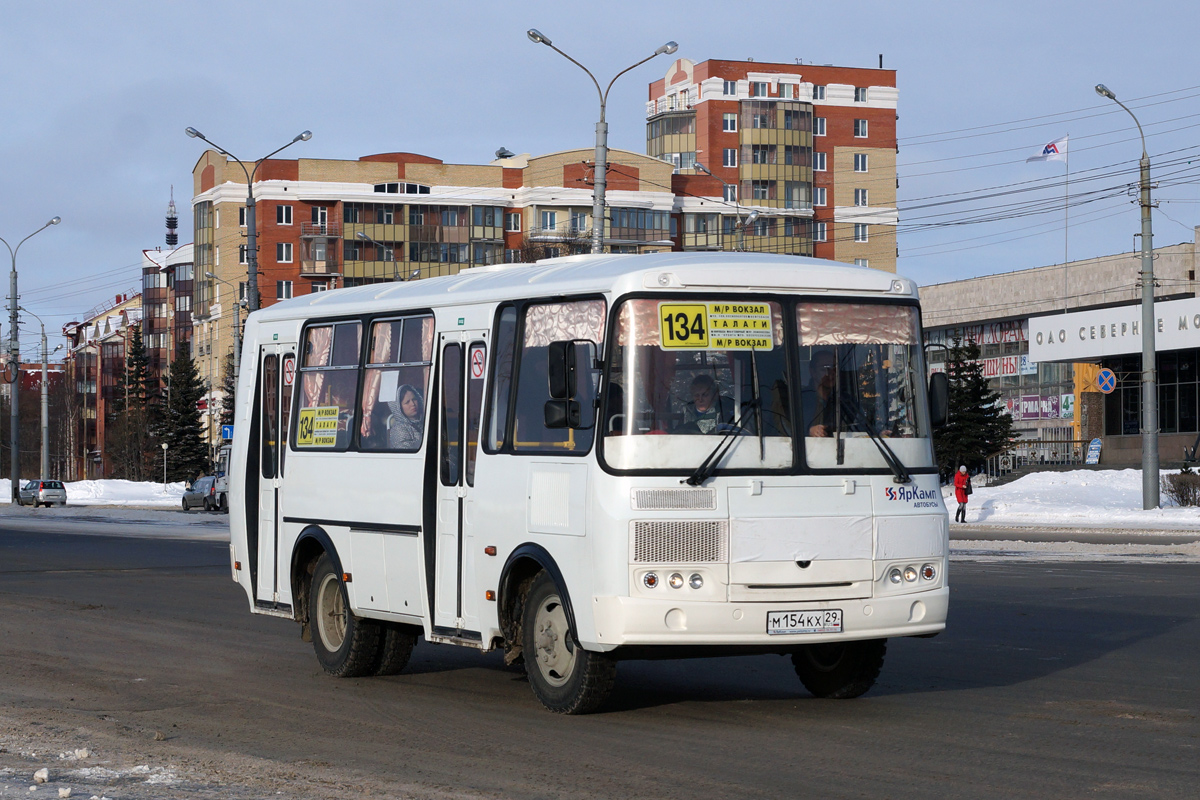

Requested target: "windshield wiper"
[
  {"left": 684, "top": 399, "right": 760, "bottom": 487},
  {"left": 839, "top": 399, "right": 911, "bottom": 484}
]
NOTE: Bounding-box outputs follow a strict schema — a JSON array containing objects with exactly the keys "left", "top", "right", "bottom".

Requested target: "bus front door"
[
  {"left": 432, "top": 333, "right": 487, "bottom": 635},
  {"left": 255, "top": 345, "right": 295, "bottom": 608}
]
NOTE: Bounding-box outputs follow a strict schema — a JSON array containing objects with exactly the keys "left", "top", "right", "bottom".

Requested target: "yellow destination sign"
[
  {"left": 659, "top": 302, "right": 773, "bottom": 350},
  {"left": 296, "top": 406, "right": 340, "bottom": 447}
]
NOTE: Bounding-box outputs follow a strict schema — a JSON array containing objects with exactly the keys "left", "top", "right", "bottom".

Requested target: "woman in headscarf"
[{"left": 387, "top": 384, "right": 425, "bottom": 450}]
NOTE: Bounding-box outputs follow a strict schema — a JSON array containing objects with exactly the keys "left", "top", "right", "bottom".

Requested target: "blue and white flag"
[{"left": 1027, "top": 135, "right": 1068, "bottom": 163}]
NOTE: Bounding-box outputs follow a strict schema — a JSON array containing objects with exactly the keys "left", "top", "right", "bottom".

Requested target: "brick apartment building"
[{"left": 646, "top": 57, "right": 898, "bottom": 271}]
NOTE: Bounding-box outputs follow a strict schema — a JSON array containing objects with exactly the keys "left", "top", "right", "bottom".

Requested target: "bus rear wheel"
[
  {"left": 310, "top": 552, "right": 381, "bottom": 678},
  {"left": 372, "top": 623, "right": 417, "bottom": 676},
  {"left": 791, "top": 638, "right": 886, "bottom": 699},
  {"left": 521, "top": 571, "right": 616, "bottom": 714}
]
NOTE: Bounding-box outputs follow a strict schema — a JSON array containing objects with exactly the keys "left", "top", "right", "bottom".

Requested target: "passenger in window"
[
  {"left": 387, "top": 384, "right": 425, "bottom": 450},
  {"left": 676, "top": 374, "right": 735, "bottom": 434},
  {"left": 804, "top": 348, "right": 840, "bottom": 437}
]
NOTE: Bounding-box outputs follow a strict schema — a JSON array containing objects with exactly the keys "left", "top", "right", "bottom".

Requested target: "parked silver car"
[
  {"left": 182, "top": 476, "right": 217, "bottom": 511},
  {"left": 18, "top": 479, "right": 67, "bottom": 507}
]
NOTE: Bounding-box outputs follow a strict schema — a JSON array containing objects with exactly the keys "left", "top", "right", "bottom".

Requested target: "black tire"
[
  {"left": 219, "top": 493, "right": 228, "bottom": 513},
  {"left": 792, "top": 638, "right": 887, "bottom": 699},
  {"left": 372, "top": 623, "right": 417, "bottom": 676},
  {"left": 181, "top": 498, "right": 189, "bottom": 511},
  {"left": 309, "top": 552, "right": 381, "bottom": 678},
  {"left": 521, "top": 571, "right": 616, "bottom": 714}
]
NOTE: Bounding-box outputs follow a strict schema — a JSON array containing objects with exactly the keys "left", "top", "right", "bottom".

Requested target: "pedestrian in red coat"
[{"left": 953, "top": 465, "right": 971, "bottom": 522}]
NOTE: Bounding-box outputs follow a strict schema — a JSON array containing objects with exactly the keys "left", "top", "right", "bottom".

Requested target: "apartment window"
[
  {"left": 814, "top": 117, "right": 826, "bottom": 136},
  {"left": 813, "top": 152, "right": 827, "bottom": 172},
  {"left": 311, "top": 283, "right": 328, "bottom": 293},
  {"left": 276, "top": 205, "right": 292, "bottom": 225},
  {"left": 854, "top": 223, "right": 869, "bottom": 242},
  {"left": 854, "top": 153, "right": 869, "bottom": 172},
  {"left": 375, "top": 206, "right": 395, "bottom": 225},
  {"left": 505, "top": 212, "right": 521, "bottom": 232},
  {"left": 854, "top": 119, "right": 868, "bottom": 137},
  {"left": 570, "top": 210, "right": 588, "bottom": 232},
  {"left": 238, "top": 207, "right": 247, "bottom": 227},
  {"left": 277, "top": 280, "right": 293, "bottom": 300},
  {"left": 277, "top": 242, "right": 293, "bottom": 263},
  {"left": 722, "top": 79, "right": 737, "bottom": 95},
  {"left": 751, "top": 180, "right": 770, "bottom": 200},
  {"left": 540, "top": 211, "right": 557, "bottom": 231},
  {"left": 723, "top": 112, "right": 737, "bottom": 132},
  {"left": 175, "top": 296, "right": 191, "bottom": 312},
  {"left": 751, "top": 145, "right": 772, "bottom": 165},
  {"left": 214, "top": 246, "right": 220, "bottom": 266},
  {"left": 855, "top": 258, "right": 869, "bottom": 268},
  {"left": 723, "top": 148, "right": 737, "bottom": 168},
  {"left": 238, "top": 282, "right": 247, "bottom": 302},
  {"left": 813, "top": 85, "right": 826, "bottom": 101},
  {"left": 750, "top": 81, "right": 768, "bottom": 97},
  {"left": 723, "top": 184, "right": 738, "bottom": 202},
  {"left": 813, "top": 187, "right": 827, "bottom": 207},
  {"left": 504, "top": 248, "right": 521, "bottom": 263},
  {"left": 783, "top": 109, "right": 803, "bottom": 131},
  {"left": 780, "top": 83, "right": 795, "bottom": 99},
  {"left": 854, "top": 87, "right": 868, "bottom": 102},
  {"left": 814, "top": 222, "right": 827, "bottom": 242},
  {"left": 854, "top": 188, "right": 869, "bottom": 206},
  {"left": 752, "top": 113, "right": 770, "bottom": 129},
  {"left": 783, "top": 145, "right": 802, "bottom": 166},
  {"left": 239, "top": 244, "right": 248, "bottom": 264}
]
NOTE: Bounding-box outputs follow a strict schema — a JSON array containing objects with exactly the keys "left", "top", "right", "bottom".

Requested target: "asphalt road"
[{"left": 0, "top": 526, "right": 1197, "bottom": 799}]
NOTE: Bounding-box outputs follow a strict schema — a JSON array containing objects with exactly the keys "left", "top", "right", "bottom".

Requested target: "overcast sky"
[{"left": 2, "top": 0, "right": 1199, "bottom": 356}]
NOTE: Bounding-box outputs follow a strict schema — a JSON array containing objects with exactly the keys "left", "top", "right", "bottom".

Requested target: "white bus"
[{"left": 228, "top": 252, "right": 950, "bottom": 714}]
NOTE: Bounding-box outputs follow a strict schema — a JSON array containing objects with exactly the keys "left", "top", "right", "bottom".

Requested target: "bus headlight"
[
  {"left": 689, "top": 573, "right": 703, "bottom": 590},
  {"left": 668, "top": 573, "right": 684, "bottom": 589},
  {"left": 888, "top": 568, "right": 903, "bottom": 585},
  {"left": 904, "top": 566, "right": 918, "bottom": 583}
]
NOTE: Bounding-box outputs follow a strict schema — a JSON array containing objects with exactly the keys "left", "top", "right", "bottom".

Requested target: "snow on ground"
[
  {"left": 946, "top": 468, "right": 1200, "bottom": 530},
  {"left": 0, "top": 478, "right": 186, "bottom": 507}
]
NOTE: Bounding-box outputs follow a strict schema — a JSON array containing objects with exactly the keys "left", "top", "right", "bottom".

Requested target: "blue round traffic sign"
[{"left": 1097, "top": 368, "right": 1117, "bottom": 394}]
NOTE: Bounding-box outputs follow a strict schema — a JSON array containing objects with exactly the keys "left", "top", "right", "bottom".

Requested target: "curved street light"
[
  {"left": 185, "top": 128, "right": 312, "bottom": 312},
  {"left": 1095, "top": 83, "right": 1158, "bottom": 508},
  {"left": 527, "top": 31, "right": 677, "bottom": 254},
  {"left": 1, "top": 216, "right": 60, "bottom": 500}
]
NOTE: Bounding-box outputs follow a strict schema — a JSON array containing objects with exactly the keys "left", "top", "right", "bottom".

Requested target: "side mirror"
[
  {"left": 544, "top": 399, "right": 582, "bottom": 429},
  {"left": 929, "top": 372, "right": 949, "bottom": 428},
  {"left": 547, "top": 340, "right": 576, "bottom": 400}
]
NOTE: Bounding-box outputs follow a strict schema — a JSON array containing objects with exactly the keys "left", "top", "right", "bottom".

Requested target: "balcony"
[
  {"left": 301, "top": 253, "right": 341, "bottom": 276},
  {"left": 301, "top": 222, "right": 341, "bottom": 238}
]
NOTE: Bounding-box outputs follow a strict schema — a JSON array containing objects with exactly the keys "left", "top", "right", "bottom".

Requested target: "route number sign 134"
[{"left": 658, "top": 302, "right": 774, "bottom": 351}]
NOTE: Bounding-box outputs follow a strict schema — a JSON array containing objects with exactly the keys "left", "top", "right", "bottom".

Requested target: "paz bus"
[{"left": 228, "top": 252, "right": 950, "bottom": 714}]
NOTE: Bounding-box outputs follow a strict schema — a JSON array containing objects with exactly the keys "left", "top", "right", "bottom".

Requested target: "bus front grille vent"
[
  {"left": 632, "top": 488, "right": 717, "bottom": 511},
  {"left": 632, "top": 520, "right": 728, "bottom": 563}
]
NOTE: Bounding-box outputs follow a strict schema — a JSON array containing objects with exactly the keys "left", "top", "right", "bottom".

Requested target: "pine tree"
[
  {"left": 219, "top": 351, "right": 237, "bottom": 428},
  {"left": 933, "top": 337, "right": 1015, "bottom": 481},
  {"left": 105, "top": 323, "right": 161, "bottom": 480},
  {"left": 162, "top": 342, "right": 210, "bottom": 481}
]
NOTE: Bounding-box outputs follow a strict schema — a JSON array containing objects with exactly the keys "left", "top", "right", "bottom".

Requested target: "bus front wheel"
[
  {"left": 791, "top": 638, "right": 886, "bottom": 699},
  {"left": 521, "top": 571, "right": 616, "bottom": 714},
  {"left": 310, "top": 552, "right": 381, "bottom": 678}
]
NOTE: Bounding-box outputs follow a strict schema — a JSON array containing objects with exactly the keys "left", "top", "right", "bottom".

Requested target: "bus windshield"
[{"left": 600, "top": 297, "right": 934, "bottom": 473}]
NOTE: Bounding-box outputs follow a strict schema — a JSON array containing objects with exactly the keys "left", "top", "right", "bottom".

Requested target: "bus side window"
[
  {"left": 360, "top": 315, "right": 434, "bottom": 452},
  {"left": 512, "top": 299, "right": 605, "bottom": 453},
  {"left": 485, "top": 305, "right": 518, "bottom": 451},
  {"left": 295, "top": 322, "right": 362, "bottom": 451}
]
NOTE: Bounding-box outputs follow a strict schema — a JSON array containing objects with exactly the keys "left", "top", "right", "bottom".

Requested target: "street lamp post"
[
  {"left": 355, "top": 232, "right": 401, "bottom": 281},
  {"left": 21, "top": 309, "right": 61, "bottom": 478},
  {"left": 694, "top": 163, "right": 759, "bottom": 251},
  {"left": 161, "top": 441, "right": 168, "bottom": 490},
  {"left": 527, "top": 30, "right": 677, "bottom": 254},
  {"left": 205, "top": 271, "right": 245, "bottom": 459},
  {"left": 1, "top": 216, "right": 60, "bottom": 500},
  {"left": 1096, "top": 83, "right": 1158, "bottom": 509},
  {"left": 185, "top": 128, "right": 312, "bottom": 312}
]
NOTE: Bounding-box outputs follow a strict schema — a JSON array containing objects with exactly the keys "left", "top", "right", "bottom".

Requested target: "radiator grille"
[
  {"left": 632, "top": 520, "right": 728, "bottom": 563},
  {"left": 632, "top": 488, "right": 717, "bottom": 510}
]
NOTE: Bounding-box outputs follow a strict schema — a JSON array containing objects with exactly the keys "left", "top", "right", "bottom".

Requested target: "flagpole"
[{"left": 1064, "top": 134, "right": 1069, "bottom": 312}]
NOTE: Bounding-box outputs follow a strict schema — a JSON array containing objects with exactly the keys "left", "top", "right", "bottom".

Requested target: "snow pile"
[
  {"left": 949, "top": 468, "right": 1200, "bottom": 529},
  {"left": 0, "top": 478, "right": 186, "bottom": 507}
]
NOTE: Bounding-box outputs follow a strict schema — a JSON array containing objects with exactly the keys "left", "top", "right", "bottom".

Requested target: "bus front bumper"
[{"left": 586, "top": 587, "right": 948, "bottom": 650}]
